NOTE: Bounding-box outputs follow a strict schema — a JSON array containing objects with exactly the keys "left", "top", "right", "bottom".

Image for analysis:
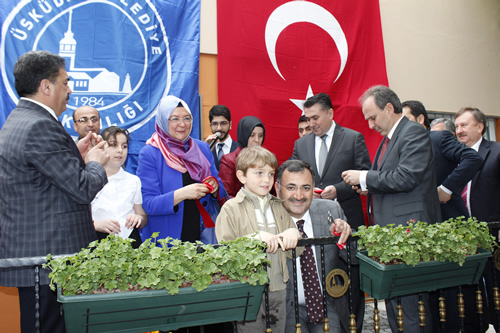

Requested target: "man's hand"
[
  {"left": 342, "top": 170, "right": 361, "bottom": 186},
  {"left": 78, "top": 132, "right": 103, "bottom": 160},
  {"left": 320, "top": 185, "right": 337, "bottom": 200},
  {"left": 437, "top": 187, "right": 452, "bottom": 204},
  {"left": 352, "top": 185, "right": 368, "bottom": 196},
  {"left": 277, "top": 228, "right": 299, "bottom": 251},
  {"left": 329, "top": 218, "right": 351, "bottom": 244},
  {"left": 85, "top": 141, "right": 109, "bottom": 166},
  {"left": 204, "top": 133, "right": 219, "bottom": 145}
]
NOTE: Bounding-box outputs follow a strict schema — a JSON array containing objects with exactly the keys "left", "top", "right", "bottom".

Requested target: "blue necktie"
[{"left": 217, "top": 143, "right": 225, "bottom": 161}]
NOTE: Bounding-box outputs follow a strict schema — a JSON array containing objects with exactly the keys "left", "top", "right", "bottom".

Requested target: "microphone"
[{"left": 209, "top": 132, "right": 222, "bottom": 149}]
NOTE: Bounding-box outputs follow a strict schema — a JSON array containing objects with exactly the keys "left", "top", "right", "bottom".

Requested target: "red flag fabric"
[{"left": 217, "top": 0, "right": 388, "bottom": 162}]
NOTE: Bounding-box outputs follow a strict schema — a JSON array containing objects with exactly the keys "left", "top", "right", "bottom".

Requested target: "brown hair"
[{"left": 236, "top": 146, "right": 278, "bottom": 175}]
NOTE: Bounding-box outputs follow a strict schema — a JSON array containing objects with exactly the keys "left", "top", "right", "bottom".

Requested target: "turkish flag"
[{"left": 217, "top": 0, "right": 388, "bottom": 162}]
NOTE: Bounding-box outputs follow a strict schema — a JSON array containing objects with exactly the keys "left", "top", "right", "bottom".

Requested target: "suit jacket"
[
  {"left": 211, "top": 138, "right": 239, "bottom": 170},
  {"left": 430, "top": 130, "right": 483, "bottom": 220},
  {"left": 219, "top": 146, "right": 243, "bottom": 198},
  {"left": 367, "top": 117, "right": 441, "bottom": 226},
  {"left": 285, "top": 199, "right": 351, "bottom": 331},
  {"left": 470, "top": 139, "right": 500, "bottom": 223},
  {"left": 292, "top": 125, "right": 371, "bottom": 228},
  {"left": 0, "top": 99, "right": 107, "bottom": 287}
]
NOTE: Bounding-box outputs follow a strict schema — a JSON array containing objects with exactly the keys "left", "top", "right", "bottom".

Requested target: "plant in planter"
[
  {"left": 355, "top": 216, "right": 497, "bottom": 266},
  {"left": 43, "top": 234, "right": 270, "bottom": 332},
  {"left": 44, "top": 232, "right": 270, "bottom": 295},
  {"left": 354, "top": 217, "right": 497, "bottom": 299}
]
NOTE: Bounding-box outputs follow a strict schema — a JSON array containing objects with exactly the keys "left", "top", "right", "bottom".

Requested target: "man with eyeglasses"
[
  {"left": 73, "top": 105, "right": 101, "bottom": 142},
  {"left": 205, "top": 105, "right": 239, "bottom": 170}
]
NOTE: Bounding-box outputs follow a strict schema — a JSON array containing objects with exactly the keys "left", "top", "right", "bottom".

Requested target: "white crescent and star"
[{"left": 264, "top": 1, "right": 349, "bottom": 83}]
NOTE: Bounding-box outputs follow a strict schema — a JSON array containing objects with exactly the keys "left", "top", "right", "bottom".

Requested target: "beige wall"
[
  {"left": 201, "top": 0, "right": 500, "bottom": 116},
  {"left": 379, "top": 0, "right": 500, "bottom": 116}
]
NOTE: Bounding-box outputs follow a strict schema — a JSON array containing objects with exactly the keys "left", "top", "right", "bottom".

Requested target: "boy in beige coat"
[{"left": 216, "top": 146, "right": 301, "bottom": 333}]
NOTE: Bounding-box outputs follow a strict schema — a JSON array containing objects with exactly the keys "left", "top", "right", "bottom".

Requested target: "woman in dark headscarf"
[
  {"left": 219, "top": 116, "right": 265, "bottom": 197},
  {"left": 136, "top": 96, "right": 227, "bottom": 243}
]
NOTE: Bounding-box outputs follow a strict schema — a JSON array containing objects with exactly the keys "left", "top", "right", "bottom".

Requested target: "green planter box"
[
  {"left": 57, "top": 282, "right": 264, "bottom": 333},
  {"left": 357, "top": 248, "right": 491, "bottom": 300}
]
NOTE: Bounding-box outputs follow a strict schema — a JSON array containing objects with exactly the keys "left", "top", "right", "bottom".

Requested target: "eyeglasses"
[
  {"left": 210, "top": 121, "right": 229, "bottom": 127},
  {"left": 169, "top": 116, "right": 193, "bottom": 124},
  {"left": 75, "top": 116, "right": 99, "bottom": 124}
]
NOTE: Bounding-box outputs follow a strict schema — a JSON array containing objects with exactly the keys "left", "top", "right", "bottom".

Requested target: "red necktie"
[
  {"left": 296, "top": 219, "right": 324, "bottom": 324},
  {"left": 377, "top": 137, "right": 390, "bottom": 170},
  {"left": 461, "top": 183, "right": 469, "bottom": 212},
  {"left": 370, "top": 137, "right": 390, "bottom": 225}
]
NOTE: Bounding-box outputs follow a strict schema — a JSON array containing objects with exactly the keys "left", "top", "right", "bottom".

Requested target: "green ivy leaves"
[
  {"left": 355, "top": 217, "right": 497, "bottom": 266},
  {"left": 44, "top": 234, "right": 270, "bottom": 296}
]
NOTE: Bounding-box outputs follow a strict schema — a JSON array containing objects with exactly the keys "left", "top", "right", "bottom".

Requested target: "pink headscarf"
[{"left": 147, "top": 96, "right": 212, "bottom": 182}]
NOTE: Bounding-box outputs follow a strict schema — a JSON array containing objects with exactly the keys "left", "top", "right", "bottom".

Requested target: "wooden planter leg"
[
  {"left": 396, "top": 297, "right": 404, "bottom": 332},
  {"left": 457, "top": 286, "right": 465, "bottom": 331},
  {"left": 494, "top": 287, "right": 500, "bottom": 332},
  {"left": 476, "top": 286, "right": 484, "bottom": 331},
  {"left": 438, "top": 289, "right": 446, "bottom": 331},
  {"left": 373, "top": 299, "right": 380, "bottom": 333},
  {"left": 418, "top": 293, "right": 426, "bottom": 331}
]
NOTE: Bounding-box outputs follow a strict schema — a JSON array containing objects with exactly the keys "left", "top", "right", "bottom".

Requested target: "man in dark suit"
[
  {"left": 403, "top": 100, "right": 484, "bottom": 332},
  {"left": 342, "top": 86, "right": 441, "bottom": 333},
  {"left": 292, "top": 93, "right": 371, "bottom": 229},
  {"left": 204, "top": 105, "right": 239, "bottom": 170},
  {"left": 0, "top": 51, "right": 109, "bottom": 332},
  {"left": 455, "top": 107, "right": 500, "bottom": 331},
  {"left": 275, "top": 160, "right": 353, "bottom": 333},
  {"left": 291, "top": 93, "right": 369, "bottom": 332},
  {"left": 402, "top": 100, "right": 483, "bottom": 220}
]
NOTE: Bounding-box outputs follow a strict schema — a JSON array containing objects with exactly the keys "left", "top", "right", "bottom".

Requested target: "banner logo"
[{"left": 1, "top": 0, "right": 171, "bottom": 134}]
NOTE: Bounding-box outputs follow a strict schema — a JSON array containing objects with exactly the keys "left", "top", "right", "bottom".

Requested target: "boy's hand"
[
  {"left": 259, "top": 231, "right": 280, "bottom": 254},
  {"left": 278, "top": 228, "right": 299, "bottom": 250}
]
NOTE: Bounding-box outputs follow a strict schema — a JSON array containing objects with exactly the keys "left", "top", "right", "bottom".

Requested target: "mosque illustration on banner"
[{"left": 58, "top": 10, "right": 131, "bottom": 95}]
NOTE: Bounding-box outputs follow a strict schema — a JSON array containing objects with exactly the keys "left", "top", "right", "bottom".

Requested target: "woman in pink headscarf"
[{"left": 136, "top": 96, "right": 227, "bottom": 243}]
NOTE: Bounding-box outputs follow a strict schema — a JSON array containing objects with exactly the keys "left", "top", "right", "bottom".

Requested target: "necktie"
[
  {"left": 317, "top": 134, "right": 328, "bottom": 176},
  {"left": 296, "top": 219, "right": 324, "bottom": 324},
  {"left": 217, "top": 143, "right": 225, "bottom": 161},
  {"left": 377, "top": 137, "right": 390, "bottom": 170},
  {"left": 461, "top": 183, "right": 469, "bottom": 212},
  {"left": 370, "top": 137, "right": 390, "bottom": 225}
]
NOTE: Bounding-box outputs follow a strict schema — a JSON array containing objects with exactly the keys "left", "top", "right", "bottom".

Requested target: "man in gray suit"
[
  {"left": 0, "top": 51, "right": 109, "bottom": 332},
  {"left": 275, "top": 160, "right": 354, "bottom": 333},
  {"left": 342, "top": 85, "right": 441, "bottom": 333}
]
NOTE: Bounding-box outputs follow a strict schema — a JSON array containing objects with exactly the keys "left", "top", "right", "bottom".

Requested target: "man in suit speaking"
[
  {"left": 342, "top": 85, "right": 441, "bottom": 333},
  {"left": 0, "top": 51, "right": 109, "bottom": 332}
]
